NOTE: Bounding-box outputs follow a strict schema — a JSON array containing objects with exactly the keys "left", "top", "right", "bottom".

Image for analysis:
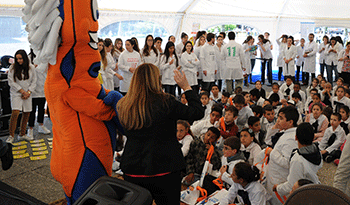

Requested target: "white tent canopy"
[
  {"left": 1, "top": 0, "right": 350, "bottom": 42},
  {"left": 97, "top": 0, "right": 350, "bottom": 42}
]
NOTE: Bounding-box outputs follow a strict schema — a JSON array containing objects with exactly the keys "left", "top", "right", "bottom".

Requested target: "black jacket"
[{"left": 120, "top": 90, "right": 205, "bottom": 175}]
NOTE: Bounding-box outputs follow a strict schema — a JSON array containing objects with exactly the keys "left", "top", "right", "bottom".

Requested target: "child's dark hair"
[
  {"left": 224, "top": 136, "right": 241, "bottom": 151},
  {"left": 222, "top": 91, "right": 230, "bottom": 98},
  {"left": 208, "top": 127, "right": 221, "bottom": 140},
  {"left": 296, "top": 122, "right": 314, "bottom": 145},
  {"left": 298, "top": 179, "right": 314, "bottom": 187},
  {"left": 200, "top": 91, "right": 210, "bottom": 98},
  {"left": 211, "top": 104, "right": 223, "bottom": 117},
  {"left": 240, "top": 128, "right": 259, "bottom": 145},
  {"left": 345, "top": 89, "right": 350, "bottom": 96},
  {"left": 311, "top": 102, "right": 323, "bottom": 111},
  {"left": 292, "top": 92, "right": 301, "bottom": 100},
  {"left": 278, "top": 106, "right": 299, "bottom": 127},
  {"left": 272, "top": 82, "right": 280, "bottom": 88},
  {"left": 340, "top": 105, "right": 350, "bottom": 116},
  {"left": 234, "top": 162, "right": 260, "bottom": 183},
  {"left": 338, "top": 77, "right": 344, "bottom": 84},
  {"left": 263, "top": 99, "right": 272, "bottom": 106},
  {"left": 250, "top": 88, "right": 260, "bottom": 99},
  {"left": 248, "top": 116, "right": 260, "bottom": 126},
  {"left": 177, "top": 120, "right": 194, "bottom": 137},
  {"left": 285, "top": 76, "right": 293, "bottom": 81},
  {"left": 269, "top": 93, "right": 280, "bottom": 103},
  {"left": 225, "top": 105, "right": 238, "bottom": 117},
  {"left": 241, "top": 91, "right": 249, "bottom": 97},
  {"left": 211, "top": 84, "right": 219, "bottom": 90},
  {"left": 313, "top": 93, "right": 321, "bottom": 100},
  {"left": 234, "top": 86, "right": 243, "bottom": 94},
  {"left": 233, "top": 94, "right": 245, "bottom": 105},
  {"left": 255, "top": 80, "right": 262, "bottom": 84},
  {"left": 336, "top": 86, "right": 345, "bottom": 93},
  {"left": 332, "top": 113, "right": 342, "bottom": 121},
  {"left": 251, "top": 105, "right": 263, "bottom": 118},
  {"left": 310, "top": 88, "right": 318, "bottom": 94},
  {"left": 263, "top": 104, "right": 274, "bottom": 113},
  {"left": 322, "top": 106, "right": 333, "bottom": 122},
  {"left": 294, "top": 82, "right": 301, "bottom": 89}
]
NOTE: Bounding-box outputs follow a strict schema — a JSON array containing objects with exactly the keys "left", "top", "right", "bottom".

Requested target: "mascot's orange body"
[{"left": 44, "top": 0, "right": 122, "bottom": 204}]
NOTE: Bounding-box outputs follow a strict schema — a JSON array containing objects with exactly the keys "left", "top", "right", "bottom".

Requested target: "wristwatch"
[{"left": 28, "top": 91, "right": 32, "bottom": 94}]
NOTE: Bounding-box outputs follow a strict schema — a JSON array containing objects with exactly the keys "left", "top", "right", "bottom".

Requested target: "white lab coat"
[
  {"left": 282, "top": 45, "right": 297, "bottom": 76},
  {"left": 221, "top": 156, "right": 245, "bottom": 186},
  {"left": 221, "top": 40, "right": 246, "bottom": 80},
  {"left": 325, "top": 44, "right": 341, "bottom": 66},
  {"left": 191, "top": 118, "right": 219, "bottom": 137},
  {"left": 32, "top": 63, "right": 47, "bottom": 98},
  {"left": 280, "top": 82, "right": 294, "bottom": 98},
  {"left": 220, "top": 181, "right": 268, "bottom": 205},
  {"left": 303, "top": 41, "right": 318, "bottom": 73},
  {"left": 101, "top": 52, "right": 117, "bottom": 90},
  {"left": 118, "top": 50, "right": 141, "bottom": 93},
  {"left": 276, "top": 39, "right": 287, "bottom": 67},
  {"left": 240, "top": 142, "right": 261, "bottom": 165},
  {"left": 266, "top": 127, "right": 298, "bottom": 205},
  {"left": 295, "top": 45, "right": 305, "bottom": 67},
  {"left": 319, "top": 125, "right": 346, "bottom": 153},
  {"left": 242, "top": 43, "right": 252, "bottom": 75},
  {"left": 289, "top": 90, "right": 306, "bottom": 105},
  {"left": 267, "top": 91, "right": 284, "bottom": 101},
  {"left": 332, "top": 96, "right": 350, "bottom": 112},
  {"left": 141, "top": 48, "right": 160, "bottom": 67},
  {"left": 337, "top": 49, "right": 349, "bottom": 73},
  {"left": 159, "top": 54, "right": 178, "bottom": 85},
  {"left": 215, "top": 44, "right": 225, "bottom": 79},
  {"left": 333, "top": 134, "right": 350, "bottom": 195},
  {"left": 180, "top": 52, "right": 200, "bottom": 86},
  {"left": 200, "top": 43, "right": 217, "bottom": 82},
  {"left": 259, "top": 41, "right": 273, "bottom": 59},
  {"left": 318, "top": 42, "right": 329, "bottom": 64},
  {"left": 236, "top": 106, "right": 254, "bottom": 131},
  {"left": 175, "top": 42, "right": 185, "bottom": 58},
  {"left": 276, "top": 149, "right": 322, "bottom": 196},
  {"left": 179, "top": 134, "right": 193, "bottom": 157},
  {"left": 194, "top": 46, "right": 203, "bottom": 80}
]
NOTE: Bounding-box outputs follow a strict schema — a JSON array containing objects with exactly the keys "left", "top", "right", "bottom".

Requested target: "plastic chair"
[{"left": 285, "top": 184, "right": 350, "bottom": 205}]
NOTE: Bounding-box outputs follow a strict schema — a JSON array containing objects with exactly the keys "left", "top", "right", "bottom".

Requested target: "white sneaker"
[
  {"left": 27, "top": 129, "right": 34, "bottom": 140},
  {"left": 6, "top": 136, "right": 14, "bottom": 144},
  {"left": 38, "top": 125, "right": 51, "bottom": 134},
  {"left": 18, "top": 134, "right": 34, "bottom": 141}
]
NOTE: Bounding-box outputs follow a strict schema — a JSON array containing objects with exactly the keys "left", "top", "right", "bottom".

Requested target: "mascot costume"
[{"left": 22, "top": 0, "right": 124, "bottom": 204}]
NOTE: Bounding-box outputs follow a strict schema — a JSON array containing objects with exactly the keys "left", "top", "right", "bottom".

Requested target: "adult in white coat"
[
  {"left": 318, "top": 35, "right": 329, "bottom": 78},
  {"left": 222, "top": 31, "right": 246, "bottom": 94},
  {"left": 180, "top": 41, "right": 200, "bottom": 94},
  {"left": 175, "top": 32, "right": 188, "bottom": 59},
  {"left": 141, "top": 35, "right": 160, "bottom": 67},
  {"left": 282, "top": 36, "right": 297, "bottom": 79},
  {"left": 242, "top": 36, "right": 257, "bottom": 84},
  {"left": 200, "top": 33, "right": 217, "bottom": 92},
  {"left": 303, "top": 33, "right": 318, "bottom": 85},
  {"left": 295, "top": 38, "right": 305, "bottom": 83},
  {"left": 325, "top": 37, "right": 341, "bottom": 85},
  {"left": 160, "top": 41, "right": 179, "bottom": 96},
  {"left": 194, "top": 35, "right": 206, "bottom": 91},
  {"left": 118, "top": 39, "right": 142, "bottom": 96},
  {"left": 277, "top": 35, "right": 288, "bottom": 81},
  {"left": 258, "top": 34, "right": 273, "bottom": 86}
]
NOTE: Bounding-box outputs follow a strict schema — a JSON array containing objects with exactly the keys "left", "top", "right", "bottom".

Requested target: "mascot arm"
[{"left": 63, "top": 87, "right": 116, "bottom": 121}]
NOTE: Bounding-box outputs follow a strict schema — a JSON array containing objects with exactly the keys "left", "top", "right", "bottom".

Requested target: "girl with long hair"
[
  {"left": 319, "top": 35, "right": 329, "bottom": 77},
  {"left": 181, "top": 41, "right": 200, "bottom": 94},
  {"left": 100, "top": 38, "right": 123, "bottom": 90},
  {"left": 243, "top": 36, "right": 257, "bottom": 84},
  {"left": 195, "top": 35, "right": 206, "bottom": 89},
  {"left": 326, "top": 37, "right": 340, "bottom": 84},
  {"left": 7, "top": 50, "right": 37, "bottom": 143},
  {"left": 113, "top": 38, "right": 124, "bottom": 90},
  {"left": 141, "top": 35, "right": 160, "bottom": 67},
  {"left": 117, "top": 63, "right": 204, "bottom": 205},
  {"left": 160, "top": 41, "right": 179, "bottom": 95},
  {"left": 118, "top": 39, "right": 141, "bottom": 95},
  {"left": 177, "top": 120, "right": 194, "bottom": 157},
  {"left": 257, "top": 34, "right": 273, "bottom": 85},
  {"left": 276, "top": 34, "right": 288, "bottom": 81}
]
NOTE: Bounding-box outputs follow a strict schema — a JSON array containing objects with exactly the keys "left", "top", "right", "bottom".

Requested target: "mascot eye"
[{"left": 91, "top": 0, "right": 99, "bottom": 21}]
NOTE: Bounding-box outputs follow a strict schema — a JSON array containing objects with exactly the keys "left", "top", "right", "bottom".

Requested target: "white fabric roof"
[{"left": 1, "top": 0, "right": 350, "bottom": 41}]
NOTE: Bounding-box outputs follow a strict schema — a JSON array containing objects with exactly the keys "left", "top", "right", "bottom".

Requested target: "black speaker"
[{"left": 73, "top": 176, "right": 153, "bottom": 205}]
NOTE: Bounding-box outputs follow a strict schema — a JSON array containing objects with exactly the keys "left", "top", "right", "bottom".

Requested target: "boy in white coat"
[
  {"left": 264, "top": 106, "right": 299, "bottom": 205},
  {"left": 282, "top": 36, "right": 297, "bottom": 78},
  {"left": 273, "top": 123, "right": 322, "bottom": 201},
  {"left": 222, "top": 31, "right": 247, "bottom": 94},
  {"left": 303, "top": 33, "right": 318, "bottom": 85},
  {"left": 200, "top": 33, "right": 217, "bottom": 92}
]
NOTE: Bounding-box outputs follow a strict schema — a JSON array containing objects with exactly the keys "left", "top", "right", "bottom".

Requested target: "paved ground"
[{"left": 0, "top": 83, "right": 340, "bottom": 204}]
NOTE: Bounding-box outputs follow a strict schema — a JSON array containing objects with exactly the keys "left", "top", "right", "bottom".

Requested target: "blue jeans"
[
  {"left": 261, "top": 59, "right": 272, "bottom": 84},
  {"left": 326, "top": 63, "right": 338, "bottom": 85},
  {"left": 320, "top": 63, "right": 326, "bottom": 77}
]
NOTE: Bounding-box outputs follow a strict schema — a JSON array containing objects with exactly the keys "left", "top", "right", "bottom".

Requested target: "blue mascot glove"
[{"left": 103, "top": 90, "right": 125, "bottom": 135}]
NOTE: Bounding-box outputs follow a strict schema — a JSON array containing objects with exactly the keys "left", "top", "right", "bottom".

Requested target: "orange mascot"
[{"left": 41, "top": 0, "right": 124, "bottom": 204}]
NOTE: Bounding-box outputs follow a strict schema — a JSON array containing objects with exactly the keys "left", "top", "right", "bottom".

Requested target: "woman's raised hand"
[{"left": 174, "top": 70, "right": 191, "bottom": 91}]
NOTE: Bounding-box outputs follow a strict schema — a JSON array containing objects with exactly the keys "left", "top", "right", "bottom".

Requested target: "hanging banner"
[{"left": 300, "top": 22, "right": 315, "bottom": 39}]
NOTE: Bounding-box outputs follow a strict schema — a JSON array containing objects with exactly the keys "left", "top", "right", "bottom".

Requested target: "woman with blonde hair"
[{"left": 117, "top": 63, "right": 204, "bottom": 205}]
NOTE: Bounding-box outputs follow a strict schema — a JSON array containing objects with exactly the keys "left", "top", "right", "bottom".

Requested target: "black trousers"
[
  {"left": 124, "top": 171, "right": 181, "bottom": 205},
  {"left": 278, "top": 67, "right": 283, "bottom": 81},
  {"left": 202, "top": 81, "right": 215, "bottom": 92},
  {"left": 163, "top": 85, "right": 176, "bottom": 96},
  {"left": 191, "top": 85, "right": 199, "bottom": 95},
  {"left": 28, "top": 97, "right": 46, "bottom": 127},
  {"left": 261, "top": 59, "right": 272, "bottom": 84},
  {"left": 296, "top": 63, "right": 303, "bottom": 83},
  {"left": 304, "top": 72, "right": 315, "bottom": 85},
  {"left": 216, "top": 80, "right": 222, "bottom": 91}
]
